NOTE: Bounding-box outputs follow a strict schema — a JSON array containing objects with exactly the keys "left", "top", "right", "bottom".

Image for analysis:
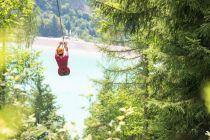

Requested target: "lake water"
[{"left": 33, "top": 45, "right": 103, "bottom": 136}]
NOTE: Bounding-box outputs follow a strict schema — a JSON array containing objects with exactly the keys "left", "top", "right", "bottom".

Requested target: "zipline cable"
[{"left": 56, "top": 0, "right": 65, "bottom": 42}]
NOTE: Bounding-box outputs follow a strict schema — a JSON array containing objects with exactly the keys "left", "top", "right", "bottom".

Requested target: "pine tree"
[
  {"left": 85, "top": 0, "right": 210, "bottom": 139},
  {"left": 50, "top": 15, "right": 63, "bottom": 37}
]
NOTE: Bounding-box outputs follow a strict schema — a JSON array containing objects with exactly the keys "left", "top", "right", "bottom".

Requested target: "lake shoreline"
[{"left": 33, "top": 37, "right": 101, "bottom": 54}]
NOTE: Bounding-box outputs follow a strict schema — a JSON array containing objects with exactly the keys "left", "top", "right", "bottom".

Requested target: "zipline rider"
[{"left": 55, "top": 41, "right": 70, "bottom": 76}]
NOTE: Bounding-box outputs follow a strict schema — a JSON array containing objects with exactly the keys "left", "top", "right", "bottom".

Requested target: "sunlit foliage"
[
  {"left": 0, "top": 0, "right": 70, "bottom": 139},
  {"left": 85, "top": 0, "right": 210, "bottom": 140}
]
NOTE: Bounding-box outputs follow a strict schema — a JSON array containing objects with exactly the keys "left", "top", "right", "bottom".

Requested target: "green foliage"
[
  {"left": 0, "top": 47, "right": 70, "bottom": 140},
  {"left": 0, "top": 0, "right": 70, "bottom": 139},
  {"left": 35, "top": 0, "right": 97, "bottom": 41},
  {"left": 0, "top": 105, "right": 24, "bottom": 139},
  {"left": 0, "top": 0, "right": 34, "bottom": 28},
  {"left": 39, "top": 15, "right": 63, "bottom": 37},
  {"left": 203, "top": 82, "right": 210, "bottom": 113},
  {"left": 85, "top": 0, "right": 210, "bottom": 140}
]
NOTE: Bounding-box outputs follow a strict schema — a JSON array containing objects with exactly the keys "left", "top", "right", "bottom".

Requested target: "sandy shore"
[
  {"left": 33, "top": 37, "right": 100, "bottom": 53},
  {"left": 33, "top": 37, "right": 138, "bottom": 59}
]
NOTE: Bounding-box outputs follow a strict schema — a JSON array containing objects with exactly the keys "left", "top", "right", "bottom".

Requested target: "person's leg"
[
  {"left": 58, "top": 68, "right": 65, "bottom": 76},
  {"left": 63, "top": 67, "right": 70, "bottom": 75}
]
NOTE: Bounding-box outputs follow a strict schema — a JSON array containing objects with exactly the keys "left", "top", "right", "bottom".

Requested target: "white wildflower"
[
  {"left": 119, "top": 121, "right": 125, "bottom": 126},
  {"left": 109, "top": 120, "right": 115, "bottom": 127},
  {"left": 115, "top": 125, "right": 121, "bottom": 132},
  {"left": 125, "top": 107, "right": 134, "bottom": 116},
  {"left": 119, "top": 108, "right": 126, "bottom": 112}
]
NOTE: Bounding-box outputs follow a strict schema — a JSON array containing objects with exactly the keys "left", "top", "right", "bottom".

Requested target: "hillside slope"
[{"left": 35, "top": 0, "right": 96, "bottom": 41}]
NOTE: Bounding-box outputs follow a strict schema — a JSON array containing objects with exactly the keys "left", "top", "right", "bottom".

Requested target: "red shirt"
[{"left": 55, "top": 53, "right": 69, "bottom": 68}]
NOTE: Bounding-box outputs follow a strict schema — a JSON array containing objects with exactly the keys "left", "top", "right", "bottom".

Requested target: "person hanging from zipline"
[{"left": 55, "top": 41, "right": 70, "bottom": 76}]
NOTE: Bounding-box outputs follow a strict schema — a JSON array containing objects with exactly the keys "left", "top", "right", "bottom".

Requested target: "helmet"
[{"left": 57, "top": 47, "right": 64, "bottom": 55}]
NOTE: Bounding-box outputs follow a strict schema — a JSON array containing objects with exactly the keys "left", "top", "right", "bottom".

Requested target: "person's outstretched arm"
[
  {"left": 64, "top": 41, "right": 69, "bottom": 55},
  {"left": 58, "top": 42, "right": 63, "bottom": 48}
]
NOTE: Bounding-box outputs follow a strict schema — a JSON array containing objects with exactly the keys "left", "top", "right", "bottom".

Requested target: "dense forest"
[
  {"left": 36, "top": 0, "right": 97, "bottom": 41},
  {"left": 1, "top": 0, "right": 210, "bottom": 140},
  {"left": 83, "top": 0, "right": 210, "bottom": 140}
]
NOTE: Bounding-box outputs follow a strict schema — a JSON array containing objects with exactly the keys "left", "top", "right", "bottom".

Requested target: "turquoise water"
[{"left": 33, "top": 45, "right": 103, "bottom": 135}]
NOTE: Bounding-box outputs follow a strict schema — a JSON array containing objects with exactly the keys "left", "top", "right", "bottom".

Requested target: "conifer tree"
[{"left": 85, "top": 0, "right": 210, "bottom": 139}]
